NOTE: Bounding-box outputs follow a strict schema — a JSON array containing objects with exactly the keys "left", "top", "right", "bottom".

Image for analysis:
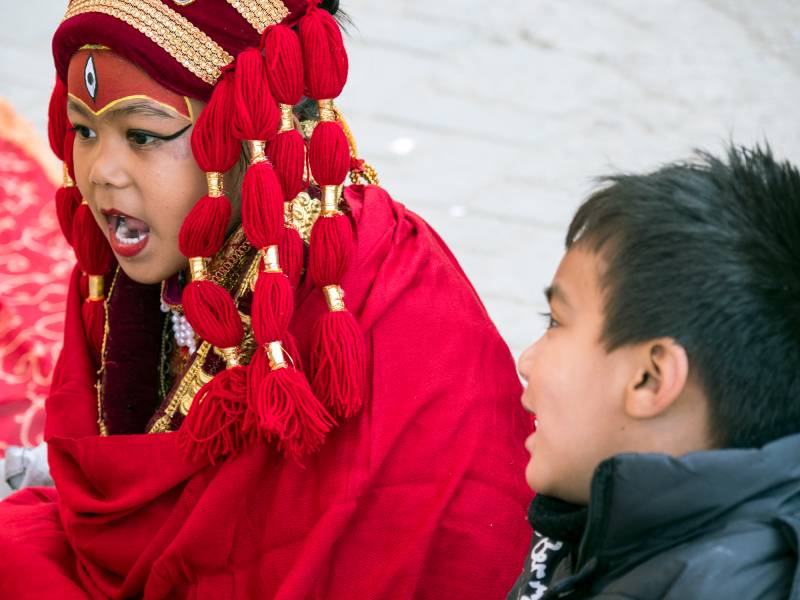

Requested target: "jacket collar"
[{"left": 575, "top": 432, "right": 800, "bottom": 570}]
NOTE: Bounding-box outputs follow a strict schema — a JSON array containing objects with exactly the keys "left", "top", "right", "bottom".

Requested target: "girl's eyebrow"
[{"left": 107, "top": 101, "right": 178, "bottom": 121}]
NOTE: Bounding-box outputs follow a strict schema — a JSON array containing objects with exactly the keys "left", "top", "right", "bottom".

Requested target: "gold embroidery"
[
  {"left": 97, "top": 266, "right": 122, "bottom": 436},
  {"left": 63, "top": 0, "right": 233, "bottom": 85},
  {"left": 225, "top": 0, "right": 288, "bottom": 33},
  {"left": 287, "top": 192, "right": 322, "bottom": 244}
]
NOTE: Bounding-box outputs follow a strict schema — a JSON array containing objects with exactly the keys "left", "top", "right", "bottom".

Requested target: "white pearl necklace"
[{"left": 160, "top": 300, "right": 197, "bottom": 355}]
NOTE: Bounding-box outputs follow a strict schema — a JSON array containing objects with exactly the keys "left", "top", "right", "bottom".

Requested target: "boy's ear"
[{"left": 624, "top": 339, "right": 689, "bottom": 419}]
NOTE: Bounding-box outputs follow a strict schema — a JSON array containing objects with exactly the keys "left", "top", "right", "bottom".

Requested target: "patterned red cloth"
[{"left": 0, "top": 134, "right": 72, "bottom": 458}]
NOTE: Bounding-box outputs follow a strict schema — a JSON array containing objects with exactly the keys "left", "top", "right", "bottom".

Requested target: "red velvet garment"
[{"left": 0, "top": 186, "right": 532, "bottom": 599}]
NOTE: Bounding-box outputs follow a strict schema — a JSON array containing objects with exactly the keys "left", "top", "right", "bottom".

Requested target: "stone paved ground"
[{"left": 3, "top": 0, "right": 800, "bottom": 357}]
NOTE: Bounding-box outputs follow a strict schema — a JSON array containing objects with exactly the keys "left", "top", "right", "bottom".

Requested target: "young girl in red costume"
[{"left": 0, "top": 1, "right": 532, "bottom": 598}]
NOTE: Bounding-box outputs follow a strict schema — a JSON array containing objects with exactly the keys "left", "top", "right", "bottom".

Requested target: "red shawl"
[{"left": 0, "top": 186, "right": 532, "bottom": 599}]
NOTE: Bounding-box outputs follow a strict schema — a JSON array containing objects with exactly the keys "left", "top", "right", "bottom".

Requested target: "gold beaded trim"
[
  {"left": 225, "top": 0, "right": 288, "bottom": 33},
  {"left": 63, "top": 0, "right": 234, "bottom": 85}
]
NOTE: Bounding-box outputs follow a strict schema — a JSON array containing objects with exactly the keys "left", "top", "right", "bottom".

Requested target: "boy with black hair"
[{"left": 510, "top": 145, "right": 800, "bottom": 599}]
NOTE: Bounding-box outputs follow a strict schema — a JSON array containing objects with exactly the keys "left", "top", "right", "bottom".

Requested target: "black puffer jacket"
[{"left": 509, "top": 433, "right": 800, "bottom": 599}]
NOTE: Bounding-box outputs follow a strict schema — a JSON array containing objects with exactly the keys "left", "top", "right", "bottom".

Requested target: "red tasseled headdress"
[{"left": 49, "top": 0, "right": 368, "bottom": 460}]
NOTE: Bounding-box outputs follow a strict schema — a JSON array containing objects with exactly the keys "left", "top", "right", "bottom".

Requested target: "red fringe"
[
  {"left": 308, "top": 213, "right": 353, "bottom": 287},
  {"left": 241, "top": 162, "right": 284, "bottom": 250},
  {"left": 178, "top": 194, "right": 232, "bottom": 258},
  {"left": 308, "top": 122, "right": 350, "bottom": 186},
  {"left": 258, "top": 366, "right": 334, "bottom": 458},
  {"left": 72, "top": 203, "right": 114, "bottom": 276},
  {"left": 310, "top": 309, "right": 366, "bottom": 419},
  {"left": 55, "top": 186, "right": 81, "bottom": 246},
  {"left": 190, "top": 73, "right": 240, "bottom": 173},
  {"left": 181, "top": 280, "right": 244, "bottom": 349},
  {"left": 47, "top": 77, "right": 68, "bottom": 161},
  {"left": 279, "top": 225, "right": 304, "bottom": 289},
  {"left": 298, "top": 7, "right": 349, "bottom": 100},
  {"left": 82, "top": 297, "right": 106, "bottom": 365},
  {"left": 178, "top": 366, "right": 254, "bottom": 464},
  {"left": 232, "top": 47, "right": 280, "bottom": 141}
]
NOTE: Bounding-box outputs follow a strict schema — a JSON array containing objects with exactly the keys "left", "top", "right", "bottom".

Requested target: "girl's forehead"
[{"left": 67, "top": 47, "right": 193, "bottom": 121}]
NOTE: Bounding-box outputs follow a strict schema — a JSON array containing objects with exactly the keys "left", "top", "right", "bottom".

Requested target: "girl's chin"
[{"left": 116, "top": 250, "right": 186, "bottom": 285}]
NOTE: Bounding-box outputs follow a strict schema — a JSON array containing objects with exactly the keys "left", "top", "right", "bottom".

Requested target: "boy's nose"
[{"left": 517, "top": 344, "right": 535, "bottom": 383}]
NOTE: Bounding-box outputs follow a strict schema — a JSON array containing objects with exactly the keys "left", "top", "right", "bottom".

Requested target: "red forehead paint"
[{"left": 67, "top": 48, "right": 192, "bottom": 120}]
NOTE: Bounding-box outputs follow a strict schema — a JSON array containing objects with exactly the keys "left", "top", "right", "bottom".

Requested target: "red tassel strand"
[
  {"left": 233, "top": 48, "right": 280, "bottom": 141},
  {"left": 178, "top": 193, "right": 232, "bottom": 258},
  {"left": 298, "top": 6, "right": 349, "bottom": 100},
  {"left": 241, "top": 162, "right": 284, "bottom": 250},
  {"left": 47, "top": 77, "right": 68, "bottom": 161},
  {"left": 178, "top": 365, "right": 253, "bottom": 463},
  {"left": 181, "top": 280, "right": 244, "bottom": 349},
  {"left": 279, "top": 225, "right": 304, "bottom": 288}
]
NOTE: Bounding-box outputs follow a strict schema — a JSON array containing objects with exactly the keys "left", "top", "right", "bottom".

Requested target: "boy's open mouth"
[{"left": 101, "top": 209, "right": 151, "bottom": 257}]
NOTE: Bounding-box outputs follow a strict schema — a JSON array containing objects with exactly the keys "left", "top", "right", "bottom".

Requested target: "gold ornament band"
[
  {"left": 88, "top": 275, "right": 105, "bottom": 301},
  {"left": 220, "top": 346, "right": 241, "bottom": 368},
  {"left": 267, "top": 341, "right": 287, "bottom": 370},
  {"left": 63, "top": 0, "right": 234, "bottom": 85},
  {"left": 246, "top": 140, "right": 267, "bottom": 165},
  {"left": 279, "top": 104, "right": 294, "bottom": 132},
  {"left": 262, "top": 245, "right": 281, "bottom": 273},
  {"left": 188, "top": 257, "right": 207, "bottom": 282},
  {"left": 323, "top": 285, "right": 346, "bottom": 312},
  {"left": 206, "top": 172, "right": 224, "bottom": 197},
  {"left": 321, "top": 185, "right": 340, "bottom": 216},
  {"left": 318, "top": 99, "right": 336, "bottom": 122},
  {"left": 63, "top": 163, "right": 75, "bottom": 187},
  {"left": 225, "top": 0, "right": 288, "bottom": 34}
]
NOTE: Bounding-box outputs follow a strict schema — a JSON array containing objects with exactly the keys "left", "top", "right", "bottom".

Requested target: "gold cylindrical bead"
[
  {"left": 323, "top": 285, "right": 346, "bottom": 312},
  {"left": 246, "top": 140, "right": 267, "bottom": 165},
  {"left": 188, "top": 257, "right": 207, "bottom": 282},
  {"left": 279, "top": 104, "right": 294, "bottom": 132},
  {"left": 220, "top": 346, "right": 240, "bottom": 368},
  {"left": 262, "top": 245, "right": 282, "bottom": 273},
  {"left": 87, "top": 275, "right": 104, "bottom": 301},
  {"left": 321, "top": 185, "right": 340, "bottom": 216},
  {"left": 206, "top": 171, "right": 224, "bottom": 197},
  {"left": 267, "top": 341, "right": 288, "bottom": 370},
  {"left": 318, "top": 99, "right": 336, "bottom": 122},
  {"left": 63, "top": 162, "right": 74, "bottom": 187}
]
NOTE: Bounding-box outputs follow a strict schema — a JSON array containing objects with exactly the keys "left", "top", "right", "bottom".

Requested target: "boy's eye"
[
  {"left": 71, "top": 124, "right": 96, "bottom": 140},
  {"left": 539, "top": 312, "right": 559, "bottom": 330}
]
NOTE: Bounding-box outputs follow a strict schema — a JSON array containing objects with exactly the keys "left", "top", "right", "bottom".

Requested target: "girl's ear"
[{"left": 624, "top": 339, "right": 689, "bottom": 419}]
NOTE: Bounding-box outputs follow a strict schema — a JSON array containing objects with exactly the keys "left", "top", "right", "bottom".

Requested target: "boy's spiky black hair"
[{"left": 567, "top": 145, "right": 800, "bottom": 448}]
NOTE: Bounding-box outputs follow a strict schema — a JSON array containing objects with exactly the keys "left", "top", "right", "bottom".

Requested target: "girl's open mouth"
[{"left": 102, "top": 209, "right": 151, "bottom": 258}]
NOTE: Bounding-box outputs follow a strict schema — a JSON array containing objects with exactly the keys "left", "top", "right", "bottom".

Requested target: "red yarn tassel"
[
  {"left": 47, "top": 77, "right": 68, "bottom": 161},
  {"left": 310, "top": 309, "right": 365, "bottom": 418},
  {"left": 298, "top": 6, "right": 349, "bottom": 100},
  {"left": 55, "top": 186, "right": 81, "bottom": 246},
  {"left": 263, "top": 24, "right": 305, "bottom": 105},
  {"left": 280, "top": 225, "right": 304, "bottom": 288},
  {"left": 72, "top": 203, "right": 114, "bottom": 275},
  {"left": 178, "top": 366, "right": 253, "bottom": 463},
  {"left": 233, "top": 48, "right": 280, "bottom": 141},
  {"left": 308, "top": 122, "right": 349, "bottom": 186},
  {"left": 241, "top": 162, "right": 284, "bottom": 250},
  {"left": 82, "top": 298, "right": 106, "bottom": 362},
  {"left": 178, "top": 195, "right": 232, "bottom": 258},
  {"left": 269, "top": 129, "right": 306, "bottom": 201},
  {"left": 308, "top": 213, "right": 353, "bottom": 283},
  {"left": 181, "top": 280, "right": 244, "bottom": 349},
  {"left": 259, "top": 366, "right": 333, "bottom": 458},
  {"left": 191, "top": 73, "right": 241, "bottom": 173}
]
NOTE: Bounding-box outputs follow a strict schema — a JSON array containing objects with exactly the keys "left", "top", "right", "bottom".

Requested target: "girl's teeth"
[{"left": 114, "top": 216, "right": 149, "bottom": 245}]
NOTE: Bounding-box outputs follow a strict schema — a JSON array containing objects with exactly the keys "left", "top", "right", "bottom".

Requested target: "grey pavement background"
[{"left": 2, "top": 1, "right": 800, "bottom": 358}]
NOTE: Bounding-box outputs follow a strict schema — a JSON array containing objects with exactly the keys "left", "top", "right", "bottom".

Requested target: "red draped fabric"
[
  {"left": 0, "top": 102, "right": 71, "bottom": 458},
  {"left": 0, "top": 185, "right": 532, "bottom": 599}
]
